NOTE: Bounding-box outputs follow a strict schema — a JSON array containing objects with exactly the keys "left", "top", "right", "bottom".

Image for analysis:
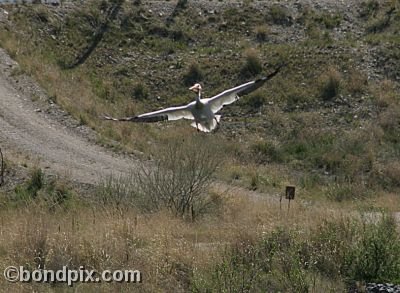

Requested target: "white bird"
[{"left": 104, "top": 66, "right": 282, "bottom": 132}]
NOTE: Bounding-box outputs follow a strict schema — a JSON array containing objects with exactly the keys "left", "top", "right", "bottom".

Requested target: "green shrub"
[
  {"left": 132, "top": 82, "right": 149, "bottom": 100},
  {"left": 13, "top": 169, "right": 75, "bottom": 210},
  {"left": 254, "top": 25, "right": 270, "bottom": 42},
  {"left": 326, "top": 183, "right": 371, "bottom": 202},
  {"left": 183, "top": 63, "right": 204, "bottom": 86},
  {"left": 242, "top": 93, "right": 265, "bottom": 109},
  {"left": 346, "top": 69, "right": 368, "bottom": 96},
  {"left": 267, "top": 5, "right": 292, "bottom": 26},
  {"left": 344, "top": 214, "right": 400, "bottom": 283},
  {"left": 318, "top": 67, "right": 342, "bottom": 101},
  {"left": 360, "top": 0, "right": 380, "bottom": 18},
  {"left": 176, "top": 0, "right": 188, "bottom": 10},
  {"left": 193, "top": 229, "right": 309, "bottom": 292},
  {"left": 251, "top": 141, "right": 283, "bottom": 163},
  {"left": 316, "top": 13, "right": 342, "bottom": 29},
  {"left": 366, "top": 15, "right": 391, "bottom": 33},
  {"left": 45, "top": 180, "right": 73, "bottom": 208},
  {"left": 240, "top": 50, "right": 262, "bottom": 79},
  {"left": 26, "top": 168, "right": 44, "bottom": 198},
  {"left": 193, "top": 215, "right": 400, "bottom": 292}
]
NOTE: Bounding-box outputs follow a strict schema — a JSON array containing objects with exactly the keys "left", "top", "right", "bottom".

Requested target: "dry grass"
[
  {"left": 346, "top": 69, "right": 368, "bottom": 96},
  {"left": 0, "top": 3, "right": 400, "bottom": 290},
  {"left": 2, "top": 182, "right": 391, "bottom": 291},
  {"left": 372, "top": 79, "right": 399, "bottom": 108}
]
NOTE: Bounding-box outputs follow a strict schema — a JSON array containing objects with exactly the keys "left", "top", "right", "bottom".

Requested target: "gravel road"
[{"left": 0, "top": 48, "right": 136, "bottom": 184}]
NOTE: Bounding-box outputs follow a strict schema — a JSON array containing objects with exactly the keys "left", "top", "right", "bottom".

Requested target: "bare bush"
[{"left": 99, "top": 136, "right": 224, "bottom": 219}]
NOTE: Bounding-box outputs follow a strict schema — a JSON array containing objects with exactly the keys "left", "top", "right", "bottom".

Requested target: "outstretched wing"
[
  {"left": 207, "top": 66, "right": 282, "bottom": 113},
  {"left": 103, "top": 104, "right": 194, "bottom": 123}
]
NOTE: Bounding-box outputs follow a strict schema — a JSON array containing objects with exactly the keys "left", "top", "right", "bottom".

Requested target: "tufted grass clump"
[
  {"left": 183, "top": 63, "right": 204, "bottom": 86},
  {"left": 132, "top": 82, "right": 149, "bottom": 100},
  {"left": 254, "top": 25, "right": 270, "bottom": 42},
  {"left": 240, "top": 49, "right": 262, "bottom": 79},
  {"left": 317, "top": 67, "right": 342, "bottom": 101},
  {"left": 267, "top": 5, "right": 292, "bottom": 26}
]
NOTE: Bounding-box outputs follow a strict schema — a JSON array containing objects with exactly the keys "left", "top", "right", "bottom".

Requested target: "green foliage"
[
  {"left": 240, "top": 50, "right": 262, "bottom": 79},
  {"left": 242, "top": 93, "right": 265, "bottom": 109},
  {"left": 24, "top": 168, "right": 44, "bottom": 198},
  {"left": 183, "top": 63, "right": 204, "bottom": 86},
  {"left": 366, "top": 15, "right": 392, "bottom": 33},
  {"left": 267, "top": 5, "right": 292, "bottom": 26},
  {"left": 346, "top": 69, "right": 368, "bottom": 96},
  {"left": 326, "top": 183, "right": 371, "bottom": 202},
  {"left": 176, "top": 0, "right": 188, "bottom": 10},
  {"left": 194, "top": 215, "right": 400, "bottom": 291},
  {"left": 193, "top": 229, "right": 309, "bottom": 292},
  {"left": 132, "top": 82, "right": 149, "bottom": 100},
  {"left": 318, "top": 67, "right": 342, "bottom": 100},
  {"left": 360, "top": 0, "right": 380, "bottom": 18},
  {"left": 251, "top": 141, "right": 283, "bottom": 164},
  {"left": 315, "top": 13, "right": 342, "bottom": 29},
  {"left": 13, "top": 169, "right": 73, "bottom": 209},
  {"left": 344, "top": 214, "right": 400, "bottom": 283},
  {"left": 45, "top": 180, "right": 73, "bottom": 208},
  {"left": 254, "top": 25, "right": 270, "bottom": 42}
]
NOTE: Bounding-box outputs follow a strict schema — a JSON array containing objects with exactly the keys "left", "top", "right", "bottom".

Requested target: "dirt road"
[{"left": 0, "top": 48, "right": 136, "bottom": 184}]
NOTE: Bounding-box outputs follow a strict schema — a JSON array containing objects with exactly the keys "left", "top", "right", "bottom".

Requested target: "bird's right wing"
[{"left": 103, "top": 104, "right": 194, "bottom": 123}]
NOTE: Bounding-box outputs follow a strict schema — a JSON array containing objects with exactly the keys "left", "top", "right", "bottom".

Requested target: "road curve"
[{"left": 0, "top": 48, "right": 136, "bottom": 184}]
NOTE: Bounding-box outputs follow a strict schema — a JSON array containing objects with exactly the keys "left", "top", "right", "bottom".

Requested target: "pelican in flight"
[{"left": 104, "top": 66, "right": 282, "bottom": 132}]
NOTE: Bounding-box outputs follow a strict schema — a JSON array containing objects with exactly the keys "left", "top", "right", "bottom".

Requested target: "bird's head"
[{"left": 189, "top": 83, "right": 202, "bottom": 93}]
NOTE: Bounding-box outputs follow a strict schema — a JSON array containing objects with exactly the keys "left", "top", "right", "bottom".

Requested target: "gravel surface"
[{"left": 0, "top": 48, "right": 137, "bottom": 185}]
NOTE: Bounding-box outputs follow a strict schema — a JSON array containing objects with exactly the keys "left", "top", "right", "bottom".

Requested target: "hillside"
[
  {"left": 1, "top": 0, "right": 399, "bottom": 190},
  {"left": 0, "top": 0, "right": 399, "bottom": 292}
]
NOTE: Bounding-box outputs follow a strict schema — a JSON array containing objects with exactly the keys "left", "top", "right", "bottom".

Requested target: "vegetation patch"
[{"left": 193, "top": 214, "right": 400, "bottom": 291}]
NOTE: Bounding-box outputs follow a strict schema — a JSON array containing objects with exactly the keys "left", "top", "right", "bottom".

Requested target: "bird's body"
[{"left": 104, "top": 66, "right": 282, "bottom": 132}]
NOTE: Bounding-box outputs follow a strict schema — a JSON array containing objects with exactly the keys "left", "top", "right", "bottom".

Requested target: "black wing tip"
[
  {"left": 135, "top": 115, "right": 169, "bottom": 123},
  {"left": 102, "top": 114, "right": 137, "bottom": 122},
  {"left": 102, "top": 114, "right": 169, "bottom": 123},
  {"left": 257, "top": 64, "right": 285, "bottom": 83}
]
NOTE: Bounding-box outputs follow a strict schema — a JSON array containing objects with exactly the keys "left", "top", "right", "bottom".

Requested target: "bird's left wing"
[
  {"left": 207, "top": 66, "right": 282, "bottom": 113},
  {"left": 103, "top": 104, "right": 194, "bottom": 123}
]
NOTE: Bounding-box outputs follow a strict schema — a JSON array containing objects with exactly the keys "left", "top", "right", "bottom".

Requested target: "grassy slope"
[
  {"left": 0, "top": 0, "right": 400, "bottom": 291},
  {"left": 1, "top": 0, "right": 398, "bottom": 195}
]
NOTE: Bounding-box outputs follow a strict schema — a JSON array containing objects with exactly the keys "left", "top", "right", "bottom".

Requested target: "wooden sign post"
[{"left": 285, "top": 186, "right": 295, "bottom": 212}]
